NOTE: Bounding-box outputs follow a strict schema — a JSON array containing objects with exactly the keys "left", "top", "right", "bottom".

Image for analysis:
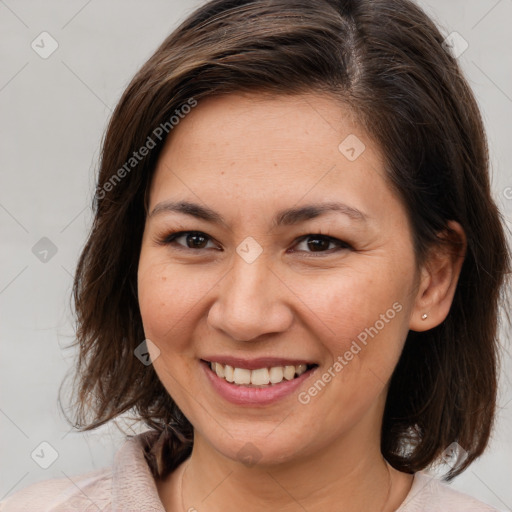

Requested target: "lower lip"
[{"left": 202, "top": 361, "right": 317, "bottom": 406}]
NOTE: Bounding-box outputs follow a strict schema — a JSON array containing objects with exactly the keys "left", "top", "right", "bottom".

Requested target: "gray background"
[{"left": 1, "top": 0, "right": 511, "bottom": 509}]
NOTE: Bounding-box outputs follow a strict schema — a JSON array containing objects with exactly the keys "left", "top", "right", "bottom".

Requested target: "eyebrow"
[{"left": 149, "top": 200, "right": 368, "bottom": 227}]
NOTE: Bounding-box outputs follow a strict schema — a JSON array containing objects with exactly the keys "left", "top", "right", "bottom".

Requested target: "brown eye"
[
  {"left": 183, "top": 232, "right": 209, "bottom": 249},
  {"left": 162, "top": 231, "right": 220, "bottom": 251},
  {"left": 292, "top": 234, "right": 351, "bottom": 254}
]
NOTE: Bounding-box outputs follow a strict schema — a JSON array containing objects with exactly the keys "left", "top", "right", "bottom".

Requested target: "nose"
[{"left": 207, "top": 255, "right": 294, "bottom": 342}]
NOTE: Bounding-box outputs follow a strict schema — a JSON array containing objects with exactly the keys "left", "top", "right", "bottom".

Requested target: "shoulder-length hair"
[{"left": 61, "top": 0, "right": 511, "bottom": 481}]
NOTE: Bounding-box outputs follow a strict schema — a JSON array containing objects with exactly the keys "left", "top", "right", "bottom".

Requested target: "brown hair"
[{"left": 61, "top": 0, "right": 511, "bottom": 481}]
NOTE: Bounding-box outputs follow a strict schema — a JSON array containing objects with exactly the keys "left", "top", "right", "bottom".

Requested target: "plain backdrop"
[{"left": 1, "top": 0, "right": 511, "bottom": 509}]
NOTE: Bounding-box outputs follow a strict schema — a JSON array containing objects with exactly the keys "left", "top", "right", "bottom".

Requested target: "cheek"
[
  {"left": 138, "top": 251, "right": 229, "bottom": 357},
  {"left": 137, "top": 256, "right": 199, "bottom": 345},
  {"left": 307, "top": 266, "right": 407, "bottom": 330},
  {"left": 304, "top": 262, "right": 413, "bottom": 371}
]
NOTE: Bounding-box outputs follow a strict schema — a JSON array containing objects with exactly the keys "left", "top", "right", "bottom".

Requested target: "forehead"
[
  {"left": 157, "top": 92, "right": 370, "bottom": 169},
  {"left": 148, "top": 92, "right": 400, "bottom": 227}
]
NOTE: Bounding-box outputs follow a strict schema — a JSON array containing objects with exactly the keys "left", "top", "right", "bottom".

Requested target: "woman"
[{"left": 1, "top": 0, "right": 509, "bottom": 510}]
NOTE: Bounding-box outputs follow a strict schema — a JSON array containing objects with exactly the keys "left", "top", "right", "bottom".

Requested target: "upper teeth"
[{"left": 210, "top": 362, "right": 309, "bottom": 386}]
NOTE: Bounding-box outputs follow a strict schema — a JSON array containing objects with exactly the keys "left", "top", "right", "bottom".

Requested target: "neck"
[
  {"left": 184, "top": 441, "right": 391, "bottom": 512},
  {"left": 155, "top": 395, "right": 414, "bottom": 511},
  {"left": 158, "top": 417, "right": 411, "bottom": 512}
]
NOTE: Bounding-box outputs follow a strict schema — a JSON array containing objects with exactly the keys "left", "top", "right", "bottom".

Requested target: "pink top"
[{"left": 0, "top": 430, "right": 499, "bottom": 511}]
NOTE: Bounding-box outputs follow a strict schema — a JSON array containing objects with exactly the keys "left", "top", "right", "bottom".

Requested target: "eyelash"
[{"left": 156, "top": 230, "right": 352, "bottom": 256}]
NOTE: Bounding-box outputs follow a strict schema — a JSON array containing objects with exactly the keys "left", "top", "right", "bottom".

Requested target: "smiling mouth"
[{"left": 203, "top": 360, "right": 318, "bottom": 387}]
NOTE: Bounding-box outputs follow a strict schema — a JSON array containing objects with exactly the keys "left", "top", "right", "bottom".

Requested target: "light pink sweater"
[{"left": 0, "top": 430, "right": 499, "bottom": 511}]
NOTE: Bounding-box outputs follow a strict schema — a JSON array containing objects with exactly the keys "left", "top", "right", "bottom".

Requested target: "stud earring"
[{"left": 421, "top": 313, "right": 428, "bottom": 320}]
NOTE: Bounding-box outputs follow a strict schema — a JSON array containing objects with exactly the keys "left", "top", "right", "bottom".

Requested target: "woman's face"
[{"left": 138, "top": 92, "right": 422, "bottom": 466}]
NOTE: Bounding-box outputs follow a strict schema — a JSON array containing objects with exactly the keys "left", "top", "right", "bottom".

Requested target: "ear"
[{"left": 409, "top": 221, "right": 467, "bottom": 332}]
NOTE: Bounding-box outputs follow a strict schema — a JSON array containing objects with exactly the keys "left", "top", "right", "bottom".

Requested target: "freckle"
[{"left": 162, "top": 276, "right": 167, "bottom": 281}]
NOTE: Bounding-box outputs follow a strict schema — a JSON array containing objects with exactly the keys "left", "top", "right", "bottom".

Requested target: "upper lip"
[{"left": 201, "top": 356, "right": 317, "bottom": 370}]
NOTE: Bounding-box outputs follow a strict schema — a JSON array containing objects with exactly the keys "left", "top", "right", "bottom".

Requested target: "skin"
[{"left": 137, "top": 92, "right": 466, "bottom": 512}]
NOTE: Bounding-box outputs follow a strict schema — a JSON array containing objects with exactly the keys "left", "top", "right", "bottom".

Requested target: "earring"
[{"left": 421, "top": 313, "right": 428, "bottom": 320}]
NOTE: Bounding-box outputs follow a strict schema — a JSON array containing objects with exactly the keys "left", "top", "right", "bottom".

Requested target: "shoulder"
[
  {"left": 0, "top": 429, "right": 166, "bottom": 512},
  {"left": 397, "top": 471, "right": 500, "bottom": 512},
  {"left": 0, "top": 466, "right": 112, "bottom": 512}
]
